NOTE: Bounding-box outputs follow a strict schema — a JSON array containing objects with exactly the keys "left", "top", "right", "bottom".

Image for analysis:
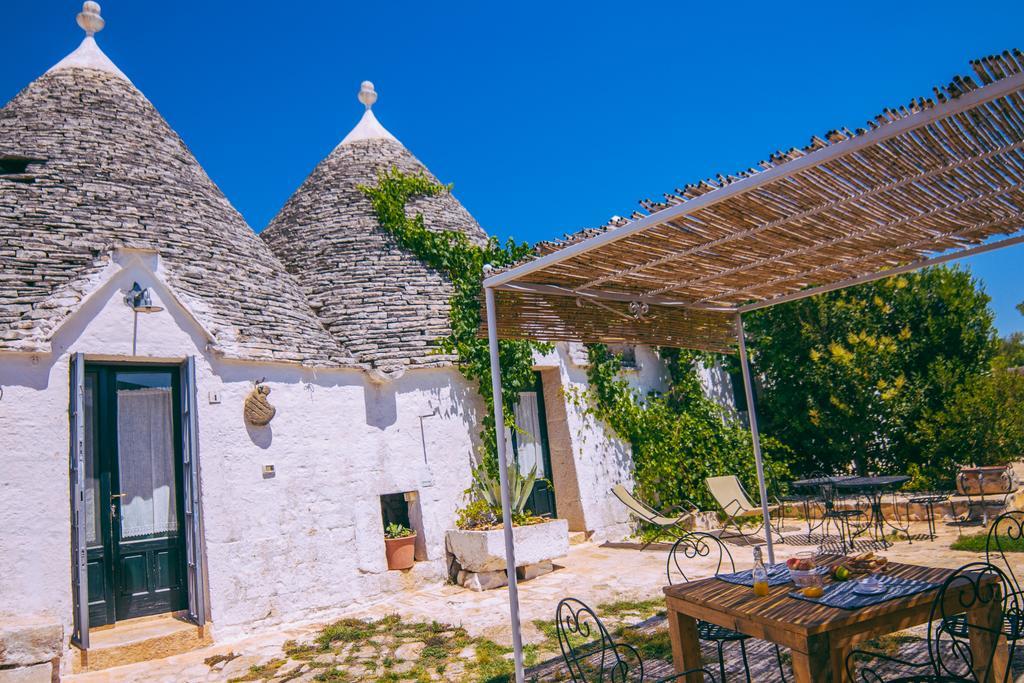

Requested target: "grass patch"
[
  {"left": 312, "top": 668, "right": 351, "bottom": 682},
  {"left": 204, "top": 651, "right": 238, "bottom": 667},
  {"left": 951, "top": 531, "right": 1024, "bottom": 553},
  {"left": 282, "top": 613, "right": 548, "bottom": 683},
  {"left": 315, "top": 618, "right": 376, "bottom": 648},
  {"left": 227, "top": 658, "right": 286, "bottom": 682},
  {"left": 596, "top": 597, "right": 666, "bottom": 620}
]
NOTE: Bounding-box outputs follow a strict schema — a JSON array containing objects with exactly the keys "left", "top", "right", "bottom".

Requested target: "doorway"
[
  {"left": 510, "top": 371, "right": 557, "bottom": 518},
  {"left": 82, "top": 364, "right": 188, "bottom": 627}
]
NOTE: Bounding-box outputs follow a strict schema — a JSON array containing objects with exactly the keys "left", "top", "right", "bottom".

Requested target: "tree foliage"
[
  {"left": 742, "top": 266, "right": 997, "bottom": 484},
  {"left": 575, "top": 344, "right": 790, "bottom": 513}
]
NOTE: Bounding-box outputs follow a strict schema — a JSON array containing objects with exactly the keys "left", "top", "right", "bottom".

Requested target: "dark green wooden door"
[
  {"left": 511, "top": 372, "right": 557, "bottom": 518},
  {"left": 83, "top": 365, "right": 187, "bottom": 625}
]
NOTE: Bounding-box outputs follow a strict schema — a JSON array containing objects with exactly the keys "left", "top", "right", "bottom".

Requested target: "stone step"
[
  {"left": 72, "top": 612, "right": 211, "bottom": 673},
  {"left": 568, "top": 531, "right": 590, "bottom": 546}
]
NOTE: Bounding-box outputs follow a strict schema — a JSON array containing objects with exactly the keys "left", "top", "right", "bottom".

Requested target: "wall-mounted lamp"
[{"left": 124, "top": 282, "right": 163, "bottom": 313}]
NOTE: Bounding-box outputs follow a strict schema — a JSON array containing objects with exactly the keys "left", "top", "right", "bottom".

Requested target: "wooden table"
[{"left": 663, "top": 558, "right": 1008, "bottom": 683}]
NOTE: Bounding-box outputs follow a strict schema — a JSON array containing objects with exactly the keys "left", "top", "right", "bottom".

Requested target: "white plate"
[{"left": 852, "top": 579, "right": 887, "bottom": 596}]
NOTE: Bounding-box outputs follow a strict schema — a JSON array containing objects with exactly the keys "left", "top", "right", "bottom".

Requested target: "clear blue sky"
[{"left": 5, "top": 1, "right": 1022, "bottom": 333}]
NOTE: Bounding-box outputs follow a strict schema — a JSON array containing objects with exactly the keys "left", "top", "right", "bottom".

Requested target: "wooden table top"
[{"left": 662, "top": 557, "right": 960, "bottom": 637}]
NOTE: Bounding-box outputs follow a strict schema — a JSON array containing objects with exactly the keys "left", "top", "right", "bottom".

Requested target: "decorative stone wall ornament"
[{"left": 244, "top": 384, "right": 276, "bottom": 426}]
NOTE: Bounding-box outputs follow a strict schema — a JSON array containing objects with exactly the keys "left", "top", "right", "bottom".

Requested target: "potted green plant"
[
  {"left": 383, "top": 523, "right": 416, "bottom": 571},
  {"left": 446, "top": 465, "right": 568, "bottom": 590}
]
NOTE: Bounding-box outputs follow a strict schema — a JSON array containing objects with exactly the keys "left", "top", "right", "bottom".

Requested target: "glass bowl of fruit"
[{"left": 786, "top": 552, "right": 818, "bottom": 586}]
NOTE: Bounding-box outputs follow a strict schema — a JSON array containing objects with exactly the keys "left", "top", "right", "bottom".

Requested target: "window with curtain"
[
  {"left": 509, "top": 391, "right": 546, "bottom": 478},
  {"left": 116, "top": 374, "right": 178, "bottom": 540},
  {"left": 84, "top": 373, "right": 100, "bottom": 546}
]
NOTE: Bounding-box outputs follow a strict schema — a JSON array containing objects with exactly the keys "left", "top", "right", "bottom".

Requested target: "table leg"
[
  {"left": 967, "top": 595, "right": 1009, "bottom": 683},
  {"left": 667, "top": 607, "right": 704, "bottom": 683},
  {"left": 829, "top": 641, "right": 851, "bottom": 683},
  {"left": 790, "top": 634, "right": 833, "bottom": 683}
]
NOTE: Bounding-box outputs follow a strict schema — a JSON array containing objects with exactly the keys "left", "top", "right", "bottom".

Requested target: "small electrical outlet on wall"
[{"left": 208, "top": 391, "right": 221, "bottom": 404}]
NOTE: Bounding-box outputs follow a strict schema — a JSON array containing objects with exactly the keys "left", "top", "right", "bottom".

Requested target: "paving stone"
[
  {"left": 393, "top": 641, "right": 425, "bottom": 660},
  {"left": 217, "top": 654, "right": 263, "bottom": 680}
]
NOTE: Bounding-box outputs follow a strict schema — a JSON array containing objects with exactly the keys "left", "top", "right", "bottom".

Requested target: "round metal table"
[{"left": 833, "top": 475, "right": 911, "bottom": 546}]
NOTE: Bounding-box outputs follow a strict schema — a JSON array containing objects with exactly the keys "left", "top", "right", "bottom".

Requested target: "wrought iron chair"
[
  {"left": 816, "top": 476, "right": 866, "bottom": 553},
  {"left": 845, "top": 561, "right": 1021, "bottom": 682},
  {"left": 905, "top": 491, "right": 952, "bottom": 541},
  {"left": 934, "top": 511, "right": 1024, "bottom": 648},
  {"left": 554, "top": 597, "right": 717, "bottom": 682},
  {"left": 773, "top": 480, "right": 824, "bottom": 543},
  {"left": 666, "top": 533, "right": 787, "bottom": 682}
]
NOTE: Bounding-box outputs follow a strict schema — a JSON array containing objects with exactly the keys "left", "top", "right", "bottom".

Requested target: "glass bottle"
[{"left": 752, "top": 546, "right": 770, "bottom": 596}]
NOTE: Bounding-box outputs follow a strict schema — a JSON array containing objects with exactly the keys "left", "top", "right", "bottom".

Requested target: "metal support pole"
[
  {"left": 484, "top": 286, "right": 525, "bottom": 683},
  {"left": 736, "top": 313, "right": 775, "bottom": 564}
]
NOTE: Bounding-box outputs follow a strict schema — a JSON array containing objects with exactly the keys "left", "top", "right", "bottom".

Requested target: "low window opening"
[
  {"left": 380, "top": 492, "right": 411, "bottom": 530},
  {"left": 608, "top": 344, "right": 639, "bottom": 370},
  {"left": 0, "top": 156, "right": 43, "bottom": 183},
  {"left": 381, "top": 491, "right": 427, "bottom": 564}
]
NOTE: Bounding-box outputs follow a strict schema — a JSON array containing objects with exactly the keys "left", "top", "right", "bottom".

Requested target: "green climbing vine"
[
  {"left": 360, "top": 168, "right": 788, "bottom": 517},
  {"left": 572, "top": 344, "right": 792, "bottom": 515},
  {"left": 360, "top": 168, "right": 551, "bottom": 470}
]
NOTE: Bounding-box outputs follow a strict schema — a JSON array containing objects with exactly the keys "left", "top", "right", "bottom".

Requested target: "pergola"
[{"left": 480, "top": 51, "right": 1024, "bottom": 682}]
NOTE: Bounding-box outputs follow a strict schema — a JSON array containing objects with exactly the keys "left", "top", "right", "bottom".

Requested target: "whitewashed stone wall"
[
  {"left": 532, "top": 344, "right": 669, "bottom": 543},
  {"left": 0, "top": 257, "right": 681, "bottom": 675},
  {"left": 0, "top": 262, "right": 480, "bottom": 665}
]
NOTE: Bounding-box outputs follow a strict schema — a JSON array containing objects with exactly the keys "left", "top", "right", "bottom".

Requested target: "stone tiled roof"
[
  {"left": 0, "top": 67, "right": 351, "bottom": 366},
  {"left": 262, "top": 131, "right": 487, "bottom": 374}
]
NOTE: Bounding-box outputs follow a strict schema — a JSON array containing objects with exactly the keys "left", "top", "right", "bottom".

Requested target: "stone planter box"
[{"left": 446, "top": 519, "right": 569, "bottom": 591}]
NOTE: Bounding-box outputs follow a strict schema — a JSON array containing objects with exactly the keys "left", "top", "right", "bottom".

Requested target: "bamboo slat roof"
[{"left": 483, "top": 51, "right": 1024, "bottom": 353}]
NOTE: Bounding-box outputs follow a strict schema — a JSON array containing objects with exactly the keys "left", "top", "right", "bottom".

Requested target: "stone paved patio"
[{"left": 66, "top": 518, "right": 1022, "bottom": 682}]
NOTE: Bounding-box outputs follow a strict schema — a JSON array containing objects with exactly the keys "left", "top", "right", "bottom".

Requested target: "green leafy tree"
[
  {"left": 743, "top": 266, "right": 996, "bottom": 480},
  {"left": 914, "top": 364, "right": 1024, "bottom": 478},
  {"left": 999, "top": 333, "right": 1024, "bottom": 369},
  {"left": 579, "top": 345, "right": 790, "bottom": 514}
]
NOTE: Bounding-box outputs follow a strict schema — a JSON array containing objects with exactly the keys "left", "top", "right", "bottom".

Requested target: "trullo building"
[{"left": 0, "top": 4, "right": 664, "bottom": 678}]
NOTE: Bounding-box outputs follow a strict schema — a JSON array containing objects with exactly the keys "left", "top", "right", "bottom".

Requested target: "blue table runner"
[
  {"left": 717, "top": 562, "right": 825, "bottom": 587},
  {"left": 787, "top": 574, "right": 939, "bottom": 610}
]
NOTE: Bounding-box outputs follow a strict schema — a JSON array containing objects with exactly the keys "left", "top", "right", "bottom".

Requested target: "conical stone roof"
[
  {"left": 262, "top": 82, "right": 487, "bottom": 374},
  {"left": 0, "top": 8, "right": 348, "bottom": 366}
]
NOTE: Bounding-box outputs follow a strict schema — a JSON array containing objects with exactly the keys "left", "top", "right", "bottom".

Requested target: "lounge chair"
[
  {"left": 611, "top": 484, "right": 698, "bottom": 549},
  {"left": 705, "top": 475, "right": 784, "bottom": 544}
]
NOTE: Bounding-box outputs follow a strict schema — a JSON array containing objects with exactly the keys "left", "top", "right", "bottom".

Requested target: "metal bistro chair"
[
  {"left": 846, "top": 561, "right": 1021, "bottom": 683},
  {"left": 773, "top": 480, "right": 824, "bottom": 543},
  {"left": 554, "top": 597, "right": 717, "bottom": 682},
  {"left": 705, "top": 476, "right": 785, "bottom": 545},
  {"left": 939, "top": 511, "right": 1024, "bottom": 645},
  {"left": 816, "top": 476, "right": 866, "bottom": 554},
  {"left": 612, "top": 484, "right": 699, "bottom": 549},
  {"left": 666, "top": 533, "right": 787, "bottom": 683}
]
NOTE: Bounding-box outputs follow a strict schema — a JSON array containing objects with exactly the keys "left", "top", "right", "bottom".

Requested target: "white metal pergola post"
[
  {"left": 483, "top": 286, "right": 525, "bottom": 683},
  {"left": 736, "top": 313, "right": 775, "bottom": 564}
]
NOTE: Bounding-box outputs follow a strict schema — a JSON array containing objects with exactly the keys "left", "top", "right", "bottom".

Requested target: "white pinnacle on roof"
[
  {"left": 338, "top": 81, "right": 399, "bottom": 146},
  {"left": 47, "top": 2, "right": 131, "bottom": 82}
]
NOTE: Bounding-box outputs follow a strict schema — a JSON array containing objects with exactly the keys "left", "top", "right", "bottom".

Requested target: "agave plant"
[{"left": 471, "top": 463, "right": 538, "bottom": 516}]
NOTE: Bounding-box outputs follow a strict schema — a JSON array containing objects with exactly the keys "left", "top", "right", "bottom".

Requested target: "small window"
[
  {"left": 380, "top": 493, "right": 411, "bottom": 529},
  {"left": 608, "top": 344, "right": 638, "bottom": 370},
  {"left": 0, "top": 156, "right": 43, "bottom": 183}
]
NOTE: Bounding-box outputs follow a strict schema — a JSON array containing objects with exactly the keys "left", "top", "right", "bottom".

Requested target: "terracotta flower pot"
[{"left": 384, "top": 533, "right": 417, "bottom": 571}]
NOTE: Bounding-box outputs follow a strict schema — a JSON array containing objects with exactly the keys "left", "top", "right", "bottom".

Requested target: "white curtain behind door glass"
[
  {"left": 84, "top": 375, "right": 99, "bottom": 545},
  {"left": 511, "top": 392, "right": 546, "bottom": 477},
  {"left": 117, "top": 387, "right": 178, "bottom": 539}
]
